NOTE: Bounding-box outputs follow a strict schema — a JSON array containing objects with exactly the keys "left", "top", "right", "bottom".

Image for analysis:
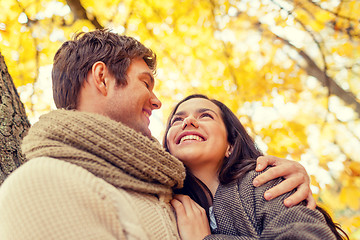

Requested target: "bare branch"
[
  {"left": 123, "top": 0, "right": 135, "bottom": 34},
  {"left": 208, "top": 0, "right": 241, "bottom": 92},
  {"left": 15, "top": 0, "right": 40, "bottom": 113},
  {"left": 308, "top": 0, "right": 359, "bottom": 22},
  {"left": 276, "top": 34, "right": 360, "bottom": 117},
  {"left": 65, "top": 0, "right": 103, "bottom": 29}
]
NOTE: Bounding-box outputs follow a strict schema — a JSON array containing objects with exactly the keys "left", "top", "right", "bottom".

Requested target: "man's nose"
[
  {"left": 150, "top": 92, "right": 162, "bottom": 110},
  {"left": 182, "top": 115, "right": 199, "bottom": 129}
]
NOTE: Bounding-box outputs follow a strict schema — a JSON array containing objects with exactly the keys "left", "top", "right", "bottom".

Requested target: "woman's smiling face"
[{"left": 166, "top": 98, "right": 229, "bottom": 172}]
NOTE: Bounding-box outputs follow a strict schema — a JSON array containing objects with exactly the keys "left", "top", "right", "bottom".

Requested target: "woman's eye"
[
  {"left": 200, "top": 113, "right": 213, "bottom": 119},
  {"left": 171, "top": 117, "right": 183, "bottom": 125}
]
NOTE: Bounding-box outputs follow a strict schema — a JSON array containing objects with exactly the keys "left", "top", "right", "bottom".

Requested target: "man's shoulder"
[
  {"left": 1, "top": 157, "right": 61, "bottom": 185},
  {"left": 0, "top": 158, "right": 128, "bottom": 240},
  {"left": 4, "top": 157, "right": 85, "bottom": 182},
  {"left": 0, "top": 157, "right": 111, "bottom": 196},
  {"left": 0, "top": 157, "right": 124, "bottom": 213}
]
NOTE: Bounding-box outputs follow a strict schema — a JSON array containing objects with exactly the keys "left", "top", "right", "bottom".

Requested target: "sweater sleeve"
[
  {"left": 249, "top": 171, "right": 336, "bottom": 240},
  {"left": 0, "top": 157, "right": 125, "bottom": 240},
  {"left": 204, "top": 234, "right": 254, "bottom": 240}
]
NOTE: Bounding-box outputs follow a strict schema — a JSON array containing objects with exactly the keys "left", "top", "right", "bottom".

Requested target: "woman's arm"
[{"left": 253, "top": 155, "right": 316, "bottom": 209}]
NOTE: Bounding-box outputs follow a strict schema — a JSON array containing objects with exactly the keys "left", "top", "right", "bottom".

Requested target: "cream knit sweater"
[
  {"left": 0, "top": 110, "right": 185, "bottom": 239},
  {"left": 0, "top": 157, "right": 180, "bottom": 239}
]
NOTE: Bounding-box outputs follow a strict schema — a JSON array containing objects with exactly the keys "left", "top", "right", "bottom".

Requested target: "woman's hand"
[
  {"left": 253, "top": 155, "right": 316, "bottom": 209},
  {"left": 171, "top": 194, "right": 211, "bottom": 240}
]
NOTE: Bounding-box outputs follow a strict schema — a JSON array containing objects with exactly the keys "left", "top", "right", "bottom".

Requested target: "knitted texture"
[
  {"left": 21, "top": 109, "right": 185, "bottom": 195},
  {"left": 204, "top": 170, "right": 336, "bottom": 240},
  {"left": 0, "top": 157, "right": 180, "bottom": 239}
]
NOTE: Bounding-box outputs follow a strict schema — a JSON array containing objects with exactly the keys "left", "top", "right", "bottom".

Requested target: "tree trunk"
[{"left": 0, "top": 52, "right": 30, "bottom": 185}]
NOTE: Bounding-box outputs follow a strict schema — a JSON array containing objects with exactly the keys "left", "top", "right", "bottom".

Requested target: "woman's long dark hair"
[{"left": 164, "top": 94, "right": 348, "bottom": 240}]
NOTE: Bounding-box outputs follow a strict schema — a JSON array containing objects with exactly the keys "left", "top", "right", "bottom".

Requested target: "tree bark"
[{"left": 0, "top": 52, "right": 30, "bottom": 185}]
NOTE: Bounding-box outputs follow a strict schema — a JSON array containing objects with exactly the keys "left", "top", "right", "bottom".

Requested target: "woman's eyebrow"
[
  {"left": 198, "top": 108, "right": 218, "bottom": 116},
  {"left": 173, "top": 108, "right": 218, "bottom": 117},
  {"left": 172, "top": 111, "right": 186, "bottom": 118}
]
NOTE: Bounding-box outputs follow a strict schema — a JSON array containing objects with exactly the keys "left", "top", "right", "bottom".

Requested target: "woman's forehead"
[{"left": 176, "top": 98, "right": 221, "bottom": 114}]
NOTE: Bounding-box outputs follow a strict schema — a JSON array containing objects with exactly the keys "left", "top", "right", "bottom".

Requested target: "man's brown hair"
[{"left": 52, "top": 29, "right": 157, "bottom": 109}]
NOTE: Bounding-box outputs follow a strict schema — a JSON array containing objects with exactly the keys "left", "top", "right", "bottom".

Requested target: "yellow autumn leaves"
[{"left": 0, "top": 0, "right": 359, "bottom": 237}]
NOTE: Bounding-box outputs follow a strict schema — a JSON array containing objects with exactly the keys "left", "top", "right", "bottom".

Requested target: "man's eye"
[{"left": 143, "top": 81, "right": 150, "bottom": 88}]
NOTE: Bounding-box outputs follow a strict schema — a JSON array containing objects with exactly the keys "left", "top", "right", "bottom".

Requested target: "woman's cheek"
[{"left": 166, "top": 129, "right": 176, "bottom": 152}]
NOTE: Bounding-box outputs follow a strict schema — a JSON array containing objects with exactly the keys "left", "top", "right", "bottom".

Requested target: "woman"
[{"left": 164, "top": 94, "right": 348, "bottom": 240}]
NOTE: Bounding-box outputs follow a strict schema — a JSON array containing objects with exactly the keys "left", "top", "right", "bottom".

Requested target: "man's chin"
[{"left": 140, "top": 127, "right": 152, "bottom": 139}]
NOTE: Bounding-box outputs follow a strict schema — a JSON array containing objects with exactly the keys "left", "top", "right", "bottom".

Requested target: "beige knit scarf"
[{"left": 21, "top": 109, "right": 185, "bottom": 196}]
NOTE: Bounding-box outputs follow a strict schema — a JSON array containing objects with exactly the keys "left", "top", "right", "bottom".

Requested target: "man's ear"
[{"left": 91, "top": 61, "right": 109, "bottom": 96}]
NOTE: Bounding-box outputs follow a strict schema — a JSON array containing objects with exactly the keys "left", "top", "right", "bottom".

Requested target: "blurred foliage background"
[{"left": 0, "top": 0, "right": 359, "bottom": 237}]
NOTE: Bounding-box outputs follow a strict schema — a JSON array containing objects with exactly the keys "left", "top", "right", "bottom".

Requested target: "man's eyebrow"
[
  {"left": 173, "top": 108, "right": 218, "bottom": 117},
  {"left": 139, "top": 72, "right": 154, "bottom": 84}
]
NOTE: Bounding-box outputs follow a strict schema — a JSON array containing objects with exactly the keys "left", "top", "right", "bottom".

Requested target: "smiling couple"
[{"left": 0, "top": 29, "right": 343, "bottom": 240}]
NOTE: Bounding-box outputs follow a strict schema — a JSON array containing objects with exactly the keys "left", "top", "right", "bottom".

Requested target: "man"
[{"left": 0, "top": 29, "right": 313, "bottom": 239}]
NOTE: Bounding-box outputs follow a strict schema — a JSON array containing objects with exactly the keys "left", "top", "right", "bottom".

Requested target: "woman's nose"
[{"left": 182, "top": 116, "right": 199, "bottom": 129}]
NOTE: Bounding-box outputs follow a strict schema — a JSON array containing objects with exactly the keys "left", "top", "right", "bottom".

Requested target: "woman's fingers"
[
  {"left": 173, "top": 194, "right": 198, "bottom": 216},
  {"left": 171, "top": 198, "right": 186, "bottom": 218},
  {"left": 171, "top": 194, "right": 211, "bottom": 240}
]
